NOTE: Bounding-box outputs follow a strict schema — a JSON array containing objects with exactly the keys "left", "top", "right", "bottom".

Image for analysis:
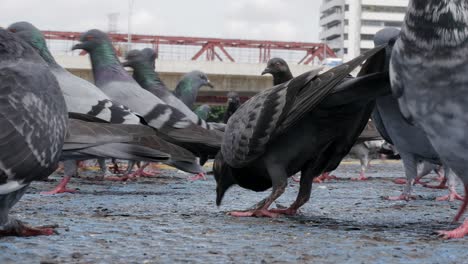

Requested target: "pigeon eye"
[
  {"left": 86, "top": 36, "right": 94, "bottom": 41},
  {"left": 9, "top": 28, "right": 16, "bottom": 33}
]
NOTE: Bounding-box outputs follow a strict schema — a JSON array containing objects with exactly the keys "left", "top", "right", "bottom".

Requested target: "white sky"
[{"left": 1, "top": 0, "right": 322, "bottom": 42}]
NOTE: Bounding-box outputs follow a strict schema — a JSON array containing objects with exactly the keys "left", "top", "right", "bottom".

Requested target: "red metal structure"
[{"left": 42, "top": 30, "right": 336, "bottom": 64}]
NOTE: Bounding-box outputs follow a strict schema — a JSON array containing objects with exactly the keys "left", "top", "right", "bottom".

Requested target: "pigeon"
[
  {"left": 223, "top": 91, "right": 241, "bottom": 123},
  {"left": 174, "top": 70, "right": 214, "bottom": 110},
  {"left": 8, "top": 23, "right": 202, "bottom": 190},
  {"left": 122, "top": 48, "right": 220, "bottom": 130},
  {"left": 371, "top": 28, "right": 460, "bottom": 202},
  {"left": 123, "top": 48, "right": 224, "bottom": 174},
  {"left": 262, "top": 58, "right": 382, "bottom": 182},
  {"left": 262, "top": 57, "right": 293, "bottom": 85},
  {"left": 0, "top": 28, "right": 68, "bottom": 236},
  {"left": 213, "top": 46, "right": 389, "bottom": 217},
  {"left": 390, "top": 0, "right": 468, "bottom": 239},
  {"left": 72, "top": 30, "right": 222, "bottom": 159},
  {"left": 7, "top": 21, "right": 141, "bottom": 184},
  {"left": 194, "top": 104, "right": 211, "bottom": 121},
  {"left": 347, "top": 140, "right": 385, "bottom": 181}
]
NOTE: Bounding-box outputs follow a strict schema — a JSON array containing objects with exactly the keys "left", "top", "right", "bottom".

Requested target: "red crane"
[{"left": 42, "top": 30, "right": 336, "bottom": 64}]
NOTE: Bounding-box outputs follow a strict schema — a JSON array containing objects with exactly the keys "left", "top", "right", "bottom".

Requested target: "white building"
[{"left": 320, "top": 0, "right": 408, "bottom": 61}]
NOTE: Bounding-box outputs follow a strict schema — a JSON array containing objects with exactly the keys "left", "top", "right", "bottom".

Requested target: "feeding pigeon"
[
  {"left": 262, "top": 58, "right": 382, "bottom": 182},
  {"left": 390, "top": 0, "right": 468, "bottom": 238},
  {"left": 123, "top": 48, "right": 222, "bottom": 131},
  {"left": 0, "top": 28, "right": 68, "bottom": 236},
  {"left": 8, "top": 22, "right": 203, "bottom": 190},
  {"left": 174, "top": 70, "right": 214, "bottom": 110},
  {"left": 214, "top": 46, "right": 389, "bottom": 217},
  {"left": 370, "top": 28, "right": 460, "bottom": 202},
  {"left": 223, "top": 91, "right": 241, "bottom": 123}
]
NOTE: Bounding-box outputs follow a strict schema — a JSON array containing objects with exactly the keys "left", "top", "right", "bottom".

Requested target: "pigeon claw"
[
  {"left": 385, "top": 194, "right": 417, "bottom": 201},
  {"left": 228, "top": 209, "right": 279, "bottom": 218},
  {"left": 41, "top": 176, "right": 77, "bottom": 195},
  {"left": 0, "top": 222, "right": 58, "bottom": 237},
  {"left": 268, "top": 208, "right": 298, "bottom": 216},
  {"left": 437, "top": 220, "right": 468, "bottom": 239},
  {"left": 188, "top": 173, "right": 206, "bottom": 181}
]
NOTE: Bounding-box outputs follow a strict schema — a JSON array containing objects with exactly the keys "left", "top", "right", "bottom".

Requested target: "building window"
[
  {"left": 360, "top": 34, "right": 374, "bottom": 40},
  {"left": 362, "top": 5, "right": 407, "bottom": 13},
  {"left": 362, "top": 20, "right": 384, "bottom": 26}
]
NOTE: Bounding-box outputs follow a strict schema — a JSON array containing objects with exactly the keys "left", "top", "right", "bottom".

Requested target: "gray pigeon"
[
  {"left": 72, "top": 30, "right": 223, "bottom": 159},
  {"left": 8, "top": 22, "right": 203, "bottom": 190},
  {"left": 262, "top": 58, "right": 382, "bottom": 182},
  {"left": 174, "top": 70, "right": 214, "bottom": 110},
  {"left": 214, "top": 46, "right": 389, "bottom": 217},
  {"left": 223, "top": 91, "right": 241, "bottom": 123},
  {"left": 371, "top": 28, "right": 459, "bottom": 202},
  {"left": 0, "top": 28, "right": 67, "bottom": 236},
  {"left": 123, "top": 48, "right": 219, "bottom": 130},
  {"left": 390, "top": 1, "right": 468, "bottom": 239}
]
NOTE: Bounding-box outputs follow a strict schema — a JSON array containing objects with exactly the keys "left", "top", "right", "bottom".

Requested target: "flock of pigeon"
[{"left": 1, "top": 0, "right": 468, "bottom": 240}]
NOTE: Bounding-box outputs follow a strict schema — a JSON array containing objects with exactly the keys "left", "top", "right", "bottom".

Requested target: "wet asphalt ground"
[{"left": 1, "top": 159, "right": 467, "bottom": 264}]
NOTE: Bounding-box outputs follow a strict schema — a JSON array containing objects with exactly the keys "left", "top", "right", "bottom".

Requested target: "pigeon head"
[
  {"left": 141, "top": 48, "right": 157, "bottom": 69},
  {"left": 227, "top": 91, "right": 240, "bottom": 105},
  {"left": 213, "top": 152, "right": 236, "bottom": 206},
  {"left": 374, "top": 28, "right": 400, "bottom": 69},
  {"left": 8, "top": 22, "right": 43, "bottom": 46},
  {"left": 262, "top": 58, "right": 293, "bottom": 85},
  {"left": 72, "top": 29, "right": 113, "bottom": 53},
  {"left": 8, "top": 22, "right": 57, "bottom": 66},
  {"left": 0, "top": 28, "right": 43, "bottom": 63},
  {"left": 123, "top": 48, "right": 156, "bottom": 68},
  {"left": 194, "top": 104, "right": 211, "bottom": 120},
  {"left": 122, "top": 49, "right": 144, "bottom": 68},
  {"left": 182, "top": 70, "right": 214, "bottom": 89},
  {"left": 262, "top": 57, "right": 290, "bottom": 76}
]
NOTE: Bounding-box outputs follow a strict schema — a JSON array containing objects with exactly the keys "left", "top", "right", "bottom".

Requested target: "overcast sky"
[{"left": 1, "top": 0, "right": 322, "bottom": 42}]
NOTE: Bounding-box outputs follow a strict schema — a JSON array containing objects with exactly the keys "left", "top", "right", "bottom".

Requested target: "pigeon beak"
[
  {"left": 261, "top": 68, "right": 272, "bottom": 75},
  {"left": 71, "top": 43, "right": 84, "bottom": 51},
  {"left": 121, "top": 61, "right": 130, "bottom": 67},
  {"left": 206, "top": 80, "right": 214, "bottom": 88}
]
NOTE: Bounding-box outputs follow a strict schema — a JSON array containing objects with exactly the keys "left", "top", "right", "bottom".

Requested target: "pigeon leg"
[
  {"left": 436, "top": 169, "right": 463, "bottom": 201},
  {"left": 41, "top": 176, "right": 77, "bottom": 195},
  {"left": 436, "top": 186, "right": 464, "bottom": 202},
  {"left": 41, "top": 161, "right": 78, "bottom": 194},
  {"left": 422, "top": 177, "right": 447, "bottom": 189},
  {"left": 129, "top": 163, "right": 159, "bottom": 178},
  {"left": 438, "top": 219, "right": 468, "bottom": 239},
  {"left": 111, "top": 158, "right": 121, "bottom": 174},
  {"left": 105, "top": 160, "right": 136, "bottom": 181},
  {"left": 270, "top": 168, "right": 314, "bottom": 216},
  {"left": 352, "top": 154, "right": 370, "bottom": 181},
  {"left": 1, "top": 187, "right": 57, "bottom": 237},
  {"left": 386, "top": 153, "right": 418, "bottom": 201},
  {"left": 229, "top": 165, "right": 288, "bottom": 218},
  {"left": 438, "top": 184, "right": 468, "bottom": 239},
  {"left": 0, "top": 219, "right": 57, "bottom": 237},
  {"left": 313, "top": 172, "right": 338, "bottom": 183},
  {"left": 188, "top": 172, "right": 206, "bottom": 181}
]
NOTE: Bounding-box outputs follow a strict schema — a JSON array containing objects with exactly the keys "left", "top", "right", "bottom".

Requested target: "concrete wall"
[{"left": 57, "top": 55, "right": 321, "bottom": 98}]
